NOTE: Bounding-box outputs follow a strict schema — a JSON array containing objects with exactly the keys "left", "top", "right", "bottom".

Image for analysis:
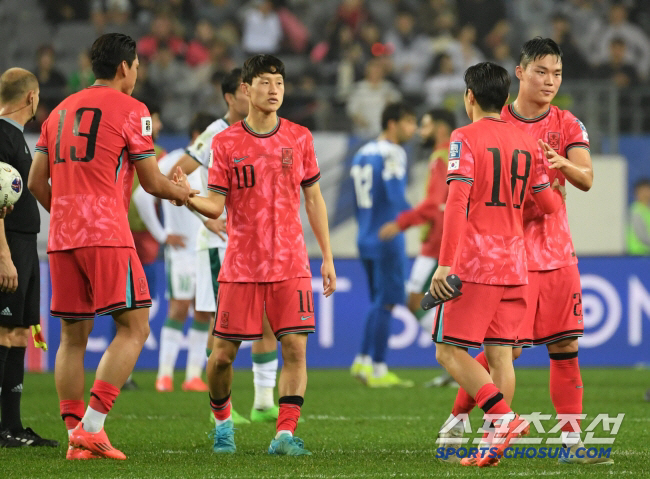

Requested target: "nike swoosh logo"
[
  {"left": 234, "top": 156, "right": 248, "bottom": 163},
  {"left": 300, "top": 315, "right": 312, "bottom": 321}
]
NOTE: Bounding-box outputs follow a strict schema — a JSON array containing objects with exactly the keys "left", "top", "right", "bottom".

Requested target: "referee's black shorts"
[{"left": 0, "top": 231, "right": 39, "bottom": 328}]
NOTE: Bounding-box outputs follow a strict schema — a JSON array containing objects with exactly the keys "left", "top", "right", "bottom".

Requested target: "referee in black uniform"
[{"left": 0, "top": 68, "right": 57, "bottom": 448}]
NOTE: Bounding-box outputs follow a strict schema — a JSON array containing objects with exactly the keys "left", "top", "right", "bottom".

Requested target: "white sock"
[
  {"left": 354, "top": 354, "right": 371, "bottom": 365},
  {"left": 561, "top": 431, "right": 581, "bottom": 447},
  {"left": 252, "top": 358, "right": 278, "bottom": 410},
  {"left": 372, "top": 362, "right": 388, "bottom": 377},
  {"left": 214, "top": 414, "right": 232, "bottom": 426},
  {"left": 276, "top": 429, "right": 292, "bottom": 439},
  {"left": 419, "top": 309, "right": 437, "bottom": 333},
  {"left": 442, "top": 413, "right": 464, "bottom": 431},
  {"left": 186, "top": 326, "right": 209, "bottom": 380},
  {"left": 81, "top": 407, "right": 107, "bottom": 433},
  {"left": 158, "top": 325, "right": 183, "bottom": 378}
]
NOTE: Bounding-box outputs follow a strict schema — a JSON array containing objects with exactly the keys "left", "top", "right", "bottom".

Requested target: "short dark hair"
[
  {"left": 427, "top": 108, "right": 456, "bottom": 131},
  {"left": 0, "top": 68, "right": 38, "bottom": 104},
  {"left": 635, "top": 178, "right": 650, "bottom": 191},
  {"left": 519, "top": 37, "right": 563, "bottom": 68},
  {"left": 221, "top": 68, "right": 243, "bottom": 98},
  {"left": 90, "top": 33, "right": 137, "bottom": 80},
  {"left": 381, "top": 102, "right": 415, "bottom": 131},
  {"left": 189, "top": 112, "right": 218, "bottom": 137},
  {"left": 242, "top": 54, "right": 285, "bottom": 84},
  {"left": 464, "top": 62, "right": 511, "bottom": 113}
]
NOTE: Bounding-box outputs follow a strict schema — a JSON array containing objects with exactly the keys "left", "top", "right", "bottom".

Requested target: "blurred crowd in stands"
[{"left": 1, "top": 0, "right": 649, "bottom": 135}]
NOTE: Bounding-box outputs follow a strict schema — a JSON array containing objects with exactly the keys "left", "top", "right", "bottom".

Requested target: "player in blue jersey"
[{"left": 350, "top": 103, "right": 417, "bottom": 387}]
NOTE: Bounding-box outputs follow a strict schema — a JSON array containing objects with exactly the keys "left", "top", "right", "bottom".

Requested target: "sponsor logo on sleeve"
[
  {"left": 449, "top": 141, "right": 461, "bottom": 159},
  {"left": 141, "top": 116, "right": 153, "bottom": 136}
]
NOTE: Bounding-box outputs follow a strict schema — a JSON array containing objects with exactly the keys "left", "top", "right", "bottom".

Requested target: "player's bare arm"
[
  {"left": 27, "top": 151, "right": 51, "bottom": 212},
  {"left": 167, "top": 153, "right": 199, "bottom": 180},
  {"left": 187, "top": 190, "right": 225, "bottom": 220},
  {"left": 136, "top": 157, "right": 195, "bottom": 204},
  {"left": 0, "top": 218, "right": 17, "bottom": 293},
  {"left": 379, "top": 221, "right": 401, "bottom": 240},
  {"left": 538, "top": 139, "right": 593, "bottom": 191},
  {"left": 303, "top": 182, "right": 336, "bottom": 297}
]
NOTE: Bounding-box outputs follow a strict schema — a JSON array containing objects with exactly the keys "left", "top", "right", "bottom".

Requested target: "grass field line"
[{"left": 305, "top": 414, "right": 434, "bottom": 421}]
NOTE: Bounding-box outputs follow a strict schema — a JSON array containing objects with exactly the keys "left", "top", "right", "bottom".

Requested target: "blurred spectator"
[
  {"left": 186, "top": 19, "right": 216, "bottom": 67},
  {"left": 137, "top": 13, "right": 187, "bottom": 62},
  {"left": 490, "top": 41, "right": 516, "bottom": 76},
  {"left": 336, "top": 43, "right": 364, "bottom": 101},
  {"left": 455, "top": 0, "right": 508, "bottom": 54},
  {"left": 593, "top": 4, "right": 650, "bottom": 80},
  {"left": 283, "top": 74, "right": 319, "bottom": 130},
  {"left": 91, "top": 0, "right": 131, "bottom": 32},
  {"left": 446, "top": 24, "right": 485, "bottom": 75},
  {"left": 594, "top": 37, "right": 640, "bottom": 132},
  {"left": 35, "top": 46, "right": 67, "bottom": 113},
  {"left": 417, "top": 0, "right": 457, "bottom": 38},
  {"left": 367, "top": 0, "right": 420, "bottom": 31},
  {"left": 347, "top": 59, "right": 401, "bottom": 138},
  {"left": 510, "top": 0, "right": 556, "bottom": 40},
  {"left": 384, "top": 9, "right": 434, "bottom": 96},
  {"left": 335, "top": 0, "right": 368, "bottom": 34},
  {"left": 131, "top": 60, "right": 161, "bottom": 109},
  {"left": 241, "top": 0, "right": 283, "bottom": 55},
  {"left": 423, "top": 53, "right": 465, "bottom": 108},
  {"left": 359, "top": 21, "right": 383, "bottom": 60},
  {"left": 42, "top": 0, "right": 90, "bottom": 23},
  {"left": 627, "top": 178, "right": 650, "bottom": 255},
  {"left": 196, "top": 0, "right": 238, "bottom": 25},
  {"left": 550, "top": 13, "right": 591, "bottom": 80},
  {"left": 557, "top": 0, "right": 605, "bottom": 59},
  {"left": 67, "top": 50, "right": 95, "bottom": 93},
  {"left": 593, "top": 38, "right": 639, "bottom": 88}
]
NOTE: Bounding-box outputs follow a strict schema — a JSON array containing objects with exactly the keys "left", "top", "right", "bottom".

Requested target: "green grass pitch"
[{"left": 3, "top": 368, "right": 649, "bottom": 478}]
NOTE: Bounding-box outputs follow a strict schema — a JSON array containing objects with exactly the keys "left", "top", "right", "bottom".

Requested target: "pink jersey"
[
  {"left": 208, "top": 118, "right": 320, "bottom": 283},
  {"left": 36, "top": 85, "right": 155, "bottom": 252},
  {"left": 501, "top": 104, "right": 590, "bottom": 271},
  {"left": 442, "top": 117, "right": 553, "bottom": 285}
]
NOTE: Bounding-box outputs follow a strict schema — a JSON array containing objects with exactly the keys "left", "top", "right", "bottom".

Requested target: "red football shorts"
[
  {"left": 431, "top": 281, "right": 528, "bottom": 349},
  {"left": 49, "top": 247, "right": 152, "bottom": 319},
  {"left": 518, "top": 265, "right": 584, "bottom": 346},
  {"left": 214, "top": 277, "right": 315, "bottom": 341}
]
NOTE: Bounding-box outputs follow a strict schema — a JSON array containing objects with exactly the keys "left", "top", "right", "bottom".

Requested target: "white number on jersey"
[{"left": 350, "top": 164, "right": 373, "bottom": 209}]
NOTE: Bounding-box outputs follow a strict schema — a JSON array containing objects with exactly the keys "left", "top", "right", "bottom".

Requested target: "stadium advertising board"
[{"left": 31, "top": 256, "right": 650, "bottom": 371}]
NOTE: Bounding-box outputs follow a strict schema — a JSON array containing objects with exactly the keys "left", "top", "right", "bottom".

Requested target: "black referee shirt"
[{"left": 0, "top": 118, "right": 40, "bottom": 234}]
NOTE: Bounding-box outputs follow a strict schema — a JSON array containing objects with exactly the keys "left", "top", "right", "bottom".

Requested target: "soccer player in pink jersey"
[
  {"left": 184, "top": 54, "right": 336, "bottom": 456},
  {"left": 28, "top": 33, "right": 194, "bottom": 460},
  {"left": 429, "top": 62, "right": 564, "bottom": 467},
  {"left": 442, "top": 38, "right": 612, "bottom": 465}
]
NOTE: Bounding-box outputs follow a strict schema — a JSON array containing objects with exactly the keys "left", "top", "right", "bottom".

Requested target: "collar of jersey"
[
  {"left": 0, "top": 117, "right": 23, "bottom": 132},
  {"left": 481, "top": 116, "right": 506, "bottom": 123},
  {"left": 508, "top": 103, "right": 550, "bottom": 123},
  {"left": 242, "top": 118, "right": 281, "bottom": 138}
]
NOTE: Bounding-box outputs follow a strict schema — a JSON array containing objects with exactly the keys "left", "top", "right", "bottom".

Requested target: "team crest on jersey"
[
  {"left": 282, "top": 148, "right": 293, "bottom": 167},
  {"left": 138, "top": 277, "right": 147, "bottom": 294},
  {"left": 141, "top": 117, "right": 152, "bottom": 136},
  {"left": 220, "top": 312, "right": 229, "bottom": 329},
  {"left": 449, "top": 141, "right": 461, "bottom": 159},
  {"left": 548, "top": 132, "right": 561, "bottom": 151}
]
